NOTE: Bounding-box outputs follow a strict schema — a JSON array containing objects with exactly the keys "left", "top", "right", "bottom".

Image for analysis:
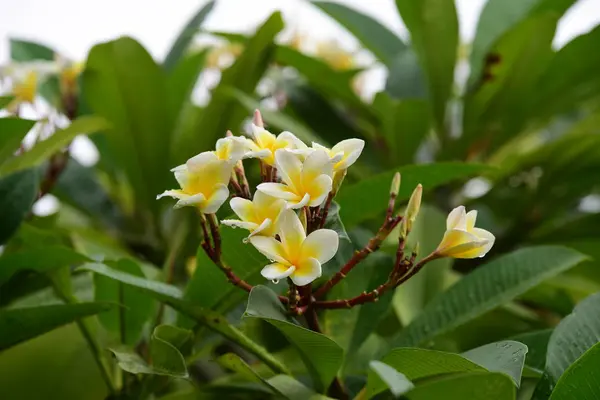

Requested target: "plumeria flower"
[
  {"left": 250, "top": 209, "right": 339, "bottom": 286},
  {"left": 257, "top": 149, "right": 333, "bottom": 209},
  {"left": 214, "top": 136, "right": 249, "bottom": 163},
  {"left": 435, "top": 206, "right": 495, "bottom": 259},
  {"left": 222, "top": 191, "right": 286, "bottom": 239},
  {"left": 244, "top": 124, "right": 307, "bottom": 165},
  {"left": 157, "top": 152, "right": 231, "bottom": 213},
  {"left": 312, "top": 139, "right": 364, "bottom": 172},
  {"left": 10, "top": 70, "right": 38, "bottom": 105}
]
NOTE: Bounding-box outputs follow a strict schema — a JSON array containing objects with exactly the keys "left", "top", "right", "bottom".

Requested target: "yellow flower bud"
[
  {"left": 390, "top": 172, "right": 401, "bottom": 197},
  {"left": 435, "top": 206, "right": 495, "bottom": 259}
]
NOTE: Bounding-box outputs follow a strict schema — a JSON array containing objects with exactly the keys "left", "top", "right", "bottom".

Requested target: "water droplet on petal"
[{"left": 272, "top": 279, "right": 280, "bottom": 284}]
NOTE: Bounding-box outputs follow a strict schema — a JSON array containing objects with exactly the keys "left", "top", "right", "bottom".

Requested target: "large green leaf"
[
  {"left": 167, "top": 50, "right": 208, "bottom": 121},
  {"left": 385, "top": 48, "right": 428, "bottom": 99},
  {"left": 531, "top": 25, "right": 600, "bottom": 121},
  {"left": 0, "top": 302, "right": 113, "bottom": 350},
  {"left": 404, "top": 372, "right": 515, "bottom": 400},
  {"left": 0, "top": 118, "right": 36, "bottom": 166},
  {"left": 372, "top": 93, "right": 430, "bottom": 165},
  {"left": 80, "top": 263, "right": 289, "bottom": 374},
  {"left": 369, "top": 360, "right": 414, "bottom": 397},
  {"left": 0, "top": 246, "right": 89, "bottom": 287},
  {"left": 337, "top": 163, "right": 491, "bottom": 228},
  {"left": 0, "top": 116, "right": 109, "bottom": 177},
  {"left": 178, "top": 13, "right": 283, "bottom": 161},
  {"left": 544, "top": 292, "right": 600, "bottom": 384},
  {"left": 94, "top": 259, "right": 154, "bottom": 345},
  {"left": 510, "top": 329, "right": 553, "bottom": 373},
  {"left": 392, "top": 246, "right": 586, "bottom": 347},
  {"left": 266, "top": 375, "right": 336, "bottom": 400},
  {"left": 83, "top": 36, "right": 174, "bottom": 211},
  {"left": 458, "top": 13, "right": 559, "bottom": 158},
  {"left": 366, "top": 348, "right": 485, "bottom": 398},
  {"left": 462, "top": 340, "right": 528, "bottom": 387},
  {"left": 218, "top": 353, "right": 285, "bottom": 396},
  {"left": 311, "top": 1, "right": 406, "bottom": 66},
  {"left": 245, "top": 285, "right": 344, "bottom": 391},
  {"left": 395, "top": 0, "right": 458, "bottom": 137},
  {"left": 468, "top": 0, "right": 577, "bottom": 86},
  {"left": 0, "top": 169, "right": 38, "bottom": 245},
  {"left": 550, "top": 341, "right": 600, "bottom": 400},
  {"left": 163, "top": 1, "right": 215, "bottom": 71},
  {"left": 10, "top": 38, "right": 55, "bottom": 61}
]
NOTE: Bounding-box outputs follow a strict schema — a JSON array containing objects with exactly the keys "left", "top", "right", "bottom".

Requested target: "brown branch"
[
  {"left": 287, "top": 278, "right": 298, "bottom": 314},
  {"left": 38, "top": 149, "right": 69, "bottom": 200},
  {"left": 318, "top": 191, "right": 335, "bottom": 229},
  {"left": 313, "top": 215, "right": 401, "bottom": 299},
  {"left": 234, "top": 161, "right": 251, "bottom": 198}
]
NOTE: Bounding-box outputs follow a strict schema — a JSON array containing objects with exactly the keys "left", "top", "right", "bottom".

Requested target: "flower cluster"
[{"left": 158, "top": 110, "right": 494, "bottom": 292}]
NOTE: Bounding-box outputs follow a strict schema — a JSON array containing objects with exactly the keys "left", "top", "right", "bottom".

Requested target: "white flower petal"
[
  {"left": 261, "top": 263, "right": 295, "bottom": 281},
  {"left": 230, "top": 197, "right": 255, "bottom": 221},
  {"left": 287, "top": 192, "right": 311, "bottom": 209},
  {"left": 170, "top": 164, "right": 186, "bottom": 172},
  {"left": 202, "top": 184, "right": 229, "bottom": 214},
  {"left": 245, "top": 149, "right": 271, "bottom": 159},
  {"left": 301, "top": 229, "right": 339, "bottom": 264},
  {"left": 221, "top": 219, "right": 258, "bottom": 231},
  {"left": 312, "top": 142, "right": 330, "bottom": 152},
  {"left": 254, "top": 190, "right": 278, "bottom": 208},
  {"left": 330, "top": 151, "right": 344, "bottom": 164},
  {"left": 303, "top": 149, "right": 333, "bottom": 180},
  {"left": 278, "top": 210, "right": 306, "bottom": 259},
  {"left": 436, "top": 228, "right": 481, "bottom": 256},
  {"left": 290, "top": 257, "right": 321, "bottom": 286},
  {"left": 157, "top": 189, "right": 187, "bottom": 200},
  {"left": 446, "top": 206, "right": 466, "bottom": 230},
  {"left": 465, "top": 210, "right": 478, "bottom": 231},
  {"left": 173, "top": 168, "right": 190, "bottom": 188},
  {"left": 186, "top": 151, "right": 218, "bottom": 171},
  {"left": 277, "top": 131, "right": 307, "bottom": 150},
  {"left": 470, "top": 227, "right": 495, "bottom": 257},
  {"left": 331, "top": 138, "right": 364, "bottom": 170},
  {"left": 249, "top": 236, "right": 288, "bottom": 264},
  {"left": 274, "top": 149, "right": 302, "bottom": 188},
  {"left": 175, "top": 193, "right": 206, "bottom": 209},
  {"left": 307, "top": 174, "right": 333, "bottom": 207},
  {"left": 257, "top": 182, "right": 300, "bottom": 201},
  {"left": 249, "top": 218, "right": 273, "bottom": 238}
]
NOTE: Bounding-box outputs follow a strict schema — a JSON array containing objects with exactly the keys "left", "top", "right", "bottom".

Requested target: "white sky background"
[{"left": 1, "top": 0, "right": 599, "bottom": 214}]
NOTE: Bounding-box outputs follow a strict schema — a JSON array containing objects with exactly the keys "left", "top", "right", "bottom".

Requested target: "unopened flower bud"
[
  {"left": 405, "top": 184, "right": 422, "bottom": 232},
  {"left": 390, "top": 172, "right": 401, "bottom": 197},
  {"left": 253, "top": 109, "right": 264, "bottom": 128}
]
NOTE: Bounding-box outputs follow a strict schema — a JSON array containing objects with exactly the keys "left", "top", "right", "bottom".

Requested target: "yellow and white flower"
[
  {"left": 435, "top": 206, "right": 495, "bottom": 259},
  {"left": 10, "top": 70, "right": 38, "bottom": 105},
  {"left": 312, "top": 139, "right": 364, "bottom": 172},
  {"left": 250, "top": 209, "right": 339, "bottom": 286},
  {"left": 222, "top": 191, "right": 286, "bottom": 238},
  {"left": 157, "top": 152, "right": 231, "bottom": 213},
  {"left": 257, "top": 149, "right": 333, "bottom": 209},
  {"left": 244, "top": 124, "right": 307, "bottom": 165},
  {"left": 214, "top": 136, "right": 249, "bottom": 163}
]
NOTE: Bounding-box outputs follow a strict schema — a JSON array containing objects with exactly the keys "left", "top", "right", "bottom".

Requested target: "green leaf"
[
  {"left": 167, "top": 50, "right": 208, "bottom": 120},
  {"left": 462, "top": 340, "right": 527, "bottom": 387},
  {"left": 372, "top": 93, "right": 430, "bottom": 165},
  {"left": 0, "top": 96, "right": 15, "bottom": 109},
  {"left": 337, "top": 163, "right": 491, "bottom": 228},
  {"left": 0, "top": 245, "right": 89, "bottom": 287},
  {"left": 392, "top": 246, "right": 586, "bottom": 347},
  {"left": 366, "top": 347, "right": 485, "bottom": 398},
  {"left": 163, "top": 0, "right": 215, "bottom": 71},
  {"left": 544, "top": 292, "right": 600, "bottom": 384},
  {"left": 531, "top": 25, "right": 600, "bottom": 121},
  {"left": 111, "top": 325, "right": 191, "bottom": 378},
  {"left": 468, "top": 0, "right": 577, "bottom": 87},
  {"left": 94, "top": 259, "right": 154, "bottom": 345},
  {"left": 83, "top": 36, "right": 174, "bottom": 211},
  {"left": 80, "top": 263, "right": 289, "bottom": 375},
  {"left": 10, "top": 38, "right": 55, "bottom": 61},
  {"left": 218, "top": 353, "right": 283, "bottom": 396},
  {"left": 0, "top": 118, "right": 35, "bottom": 166},
  {"left": 404, "top": 372, "right": 516, "bottom": 400},
  {"left": 0, "top": 116, "right": 109, "bottom": 177},
  {"left": 266, "top": 375, "right": 336, "bottom": 400},
  {"left": 550, "top": 341, "right": 600, "bottom": 400},
  {"left": 311, "top": 1, "right": 406, "bottom": 66},
  {"left": 395, "top": 0, "right": 458, "bottom": 137},
  {"left": 0, "top": 302, "right": 113, "bottom": 350},
  {"left": 178, "top": 13, "right": 283, "bottom": 161},
  {"left": 459, "top": 13, "right": 558, "bottom": 158},
  {"left": 150, "top": 324, "right": 190, "bottom": 378},
  {"left": 510, "top": 329, "right": 553, "bottom": 373},
  {"left": 0, "top": 169, "right": 38, "bottom": 245},
  {"left": 369, "top": 360, "right": 414, "bottom": 397},
  {"left": 385, "top": 48, "right": 428, "bottom": 99},
  {"left": 245, "top": 285, "right": 343, "bottom": 391}
]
